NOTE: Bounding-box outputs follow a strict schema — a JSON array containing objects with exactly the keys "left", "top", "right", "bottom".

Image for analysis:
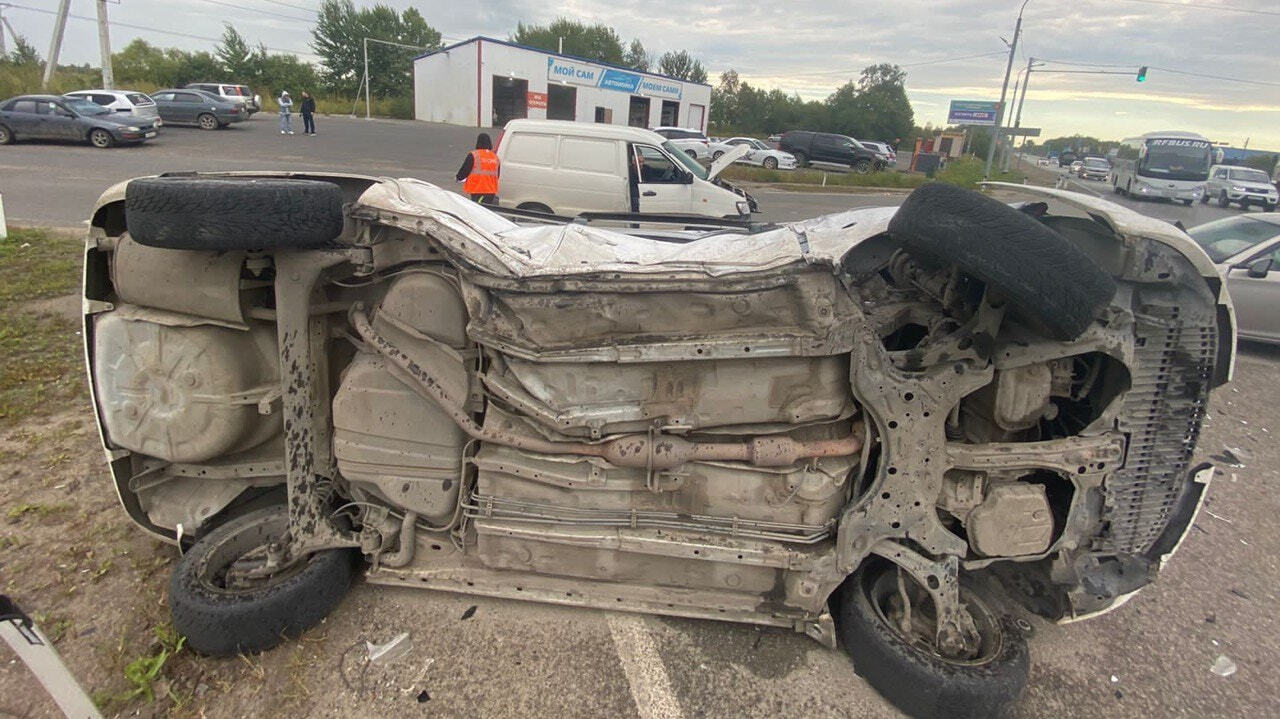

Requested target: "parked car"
[
  {"left": 1077, "top": 156, "right": 1110, "bottom": 181},
  {"left": 150, "top": 89, "right": 245, "bottom": 130},
  {"left": 81, "top": 175, "right": 1233, "bottom": 718},
  {"left": 1203, "top": 164, "right": 1278, "bottom": 211},
  {"left": 858, "top": 139, "right": 897, "bottom": 167},
  {"left": 652, "top": 126, "right": 715, "bottom": 160},
  {"left": 63, "top": 89, "right": 162, "bottom": 126},
  {"left": 0, "top": 94, "right": 158, "bottom": 148},
  {"left": 778, "top": 130, "right": 884, "bottom": 172},
  {"left": 1188, "top": 213, "right": 1280, "bottom": 341},
  {"left": 183, "top": 82, "right": 260, "bottom": 116},
  {"left": 497, "top": 119, "right": 754, "bottom": 217},
  {"left": 721, "top": 136, "right": 796, "bottom": 170}
]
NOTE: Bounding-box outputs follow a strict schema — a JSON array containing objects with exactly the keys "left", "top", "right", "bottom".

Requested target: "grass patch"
[
  {"left": 0, "top": 228, "right": 87, "bottom": 427},
  {"left": 6, "top": 501, "right": 75, "bottom": 520},
  {"left": 96, "top": 623, "right": 187, "bottom": 712}
]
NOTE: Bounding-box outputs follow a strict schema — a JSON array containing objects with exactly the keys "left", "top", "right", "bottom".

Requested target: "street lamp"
[{"left": 984, "top": 0, "right": 1032, "bottom": 178}]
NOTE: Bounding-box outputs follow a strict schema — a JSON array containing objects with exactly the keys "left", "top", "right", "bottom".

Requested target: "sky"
[{"left": 5, "top": 0, "right": 1279, "bottom": 149}]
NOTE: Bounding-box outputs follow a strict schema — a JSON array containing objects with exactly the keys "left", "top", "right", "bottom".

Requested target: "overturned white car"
[{"left": 82, "top": 175, "right": 1234, "bottom": 717}]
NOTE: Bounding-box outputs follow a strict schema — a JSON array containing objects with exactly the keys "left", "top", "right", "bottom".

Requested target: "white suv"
[
  {"left": 63, "top": 89, "right": 162, "bottom": 126},
  {"left": 1204, "top": 164, "right": 1278, "bottom": 211}
]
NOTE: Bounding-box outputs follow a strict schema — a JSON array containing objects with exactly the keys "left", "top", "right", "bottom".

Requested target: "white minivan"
[{"left": 495, "top": 120, "right": 756, "bottom": 218}]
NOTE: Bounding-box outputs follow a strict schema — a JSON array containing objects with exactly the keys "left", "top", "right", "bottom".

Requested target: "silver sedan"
[{"left": 1188, "top": 214, "right": 1280, "bottom": 343}]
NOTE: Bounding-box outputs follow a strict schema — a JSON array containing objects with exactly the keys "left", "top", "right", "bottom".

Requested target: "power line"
[
  {"left": 260, "top": 0, "right": 318, "bottom": 13},
  {"left": 5, "top": 2, "right": 315, "bottom": 56},
  {"left": 1149, "top": 65, "right": 1280, "bottom": 87},
  {"left": 196, "top": 0, "right": 312, "bottom": 22},
  {"left": 900, "top": 50, "right": 1009, "bottom": 67},
  {"left": 1116, "top": 0, "right": 1280, "bottom": 17}
]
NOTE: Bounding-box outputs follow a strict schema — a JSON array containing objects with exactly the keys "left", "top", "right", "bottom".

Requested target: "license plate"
[{"left": 144, "top": 132, "right": 156, "bottom": 138}]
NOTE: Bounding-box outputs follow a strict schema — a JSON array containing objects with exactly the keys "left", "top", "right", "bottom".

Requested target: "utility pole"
[
  {"left": 0, "top": 4, "right": 7, "bottom": 56},
  {"left": 0, "top": 10, "right": 19, "bottom": 57},
  {"left": 363, "top": 36, "right": 371, "bottom": 120},
  {"left": 985, "top": 0, "right": 1031, "bottom": 178},
  {"left": 42, "top": 0, "right": 72, "bottom": 90},
  {"left": 96, "top": 0, "right": 114, "bottom": 89}
]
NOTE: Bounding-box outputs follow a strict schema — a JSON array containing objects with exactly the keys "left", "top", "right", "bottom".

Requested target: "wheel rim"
[
  {"left": 200, "top": 114, "right": 217, "bottom": 130},
  {"left": 764, "top": 158, "right": 777, "bottom": 169},
  {"left": 713, "top": 152, "right": 723, "bottom": 160},
  {"left": 193, "top": 511, "right": 309, "bottom": 594},
  {"left": 864, "top": 565, "right": 1004, "bottom": 666},
  {"left": 90, "top": 130, "right": 110, "bottom": 147},
  {"left": 0, "top": 127, "right": 9, "bottom": 143}
]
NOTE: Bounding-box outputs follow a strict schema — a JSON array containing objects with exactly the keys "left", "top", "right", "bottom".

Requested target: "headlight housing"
[
  {"left": 124, "top": 125, "right": 140, "bottom": 132},
  {"left": 735, "top": 200, "right": 751, "bottom": 216}
]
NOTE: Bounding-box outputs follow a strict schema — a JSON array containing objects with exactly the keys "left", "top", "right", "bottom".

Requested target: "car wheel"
[
  {"left": 1266, "top": 204, "right": 1276, "bottom": 213},
  {"left": 1181, "top": 199, "right": 1193, "bottom": 206},
  {"left": 89, "top": 128, "right": 113, "bottom": 148},
  {"left": 0, "top": 125, "right": 12, "bottom": 145},
  {"left": 170, "top": 506, "right": 358, "bottom": 656},
  {"left": 516, "top": 202, "right": 554, "bottom": 215},
  {"left": 1200, "top": 191, "right": 1209, "bottom": 204},
  {"left": 125, "top": 177, "right": 345, "bottom": 250},
  {"left": 762, "top": 156, "right": 778, "bottom": 170},
  {"left": 792, "top": 151, "right": 808, "bottom": 167},
  {"left": 712, "top": 150, "right": 724, "bottom": 161},
  {"left": 852, "top": 159, "right": 873, "bottom": 174},
  {"left": 1218, "top": 191, "right": 1230, "bottom": 208},
  {"left": 835, "top": 561, "right": 1029, "bottom": 719},
  {"left": 887, "top": 182, "right": 1116, "bottom": 342},
  {"left": 198, "top": 113, "right": 220, "bottom": 130},
  {"left": 684, "top": 149, "right": 697, "bottom": 159}
]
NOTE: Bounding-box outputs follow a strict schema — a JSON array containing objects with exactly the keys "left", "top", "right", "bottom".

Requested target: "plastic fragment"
[
  {"left": 366, "top": 632, "right": 412, "bottom": 664},
  {"left": 1210, "top": 655, "right": 1237, "bottom": 677},
  {"left": 1110, "top": 675, "right": 1118, "bottom": 683}
]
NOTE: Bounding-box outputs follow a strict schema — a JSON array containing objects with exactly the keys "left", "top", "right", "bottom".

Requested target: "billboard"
[{"left": 947, "top": 100, "right": 1000, "bottom": 126}]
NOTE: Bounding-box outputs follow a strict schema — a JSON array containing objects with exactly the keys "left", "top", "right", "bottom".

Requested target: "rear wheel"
[
  {"left": 853, "top": 158, "right": 873, "bottom": 174},
  {"left": 0, "top": 125, "right": 12, "bottom": 145},
  {"left": 762, "top": 156, "right": 778, "bottom": 170},
  {"left": 684, "top": 149, "right": 697, "bottom": 159},
  {"left": 89, "top": 128, "right": 113, "bottom": 148},
  {"left": 792, "top": 150, "right": 808, "bottom": 167},
  {"left": 836, "top": 562, "right": 1028, "bottom": 719},
  {"left": 198, "top": 113, "right": 220, "bottom": 131},
  {"left": 169, "top": 506, "right": 358, "bottom": 656}
]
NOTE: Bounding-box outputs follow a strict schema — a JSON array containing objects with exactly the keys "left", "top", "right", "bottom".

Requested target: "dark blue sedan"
[{"left": 0, "top": 94, "right": 159, "bottom": 148}]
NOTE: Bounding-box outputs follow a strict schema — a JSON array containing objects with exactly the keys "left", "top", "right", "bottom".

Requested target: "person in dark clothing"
[
  {"left": 456, "top": 133, "right": 500, "bottom": 203},
  {"left": 300, "top": 92, "right": 316, "bottom": 136}
]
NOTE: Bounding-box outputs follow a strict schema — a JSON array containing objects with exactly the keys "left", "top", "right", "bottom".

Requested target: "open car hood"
[{"left": 707, "top": 144, "right": 751, "bottom": 179}]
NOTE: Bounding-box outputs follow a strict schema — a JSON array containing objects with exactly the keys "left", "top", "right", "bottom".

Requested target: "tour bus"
[{"left": 1109, "top": 130, "right": 1216, "bottom": 205}]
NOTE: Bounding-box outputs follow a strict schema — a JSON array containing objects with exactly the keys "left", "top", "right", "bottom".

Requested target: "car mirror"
[
  {"left": 681, "top": 170, "right": 694, "bottom": 184},
  {"left": 1246, "top": 257, "right": 1273, "bottom": 278}
]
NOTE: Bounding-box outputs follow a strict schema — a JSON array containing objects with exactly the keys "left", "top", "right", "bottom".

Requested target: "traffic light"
[{"left": 1136, "top": 66, "right": 1148, "bottom": 82}]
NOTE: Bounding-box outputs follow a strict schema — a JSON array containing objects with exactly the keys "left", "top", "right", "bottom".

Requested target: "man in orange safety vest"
[{"left": 455, "top": 133, "right": 500, "bottom": 204}]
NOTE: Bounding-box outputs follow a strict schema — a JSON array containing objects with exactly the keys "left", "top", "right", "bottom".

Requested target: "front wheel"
[
  {"left": 712, "top": 150, "right": 724, "bottom": 160},
  {"left": 169, "top": 506, "right": 357, "bottom": 655},
  {"left": 1200, "top": 191, "right": 1209, "bottom": 204},
  {"left": 1218, "top": 191, "right": 1230, "bottom": 208},
  {"left": 836, "top": 562, "right": 1029, "bottom": 719},
  {"left": 792, "top": 151, "right": 808, "bottom": 167},
  {"left": 198, "top": 113, "right": 220, "bottom": 131},
  {"left": 89, "top": 128, "right": 113, "bottom": 148},
  {"left": 684, "top": 149, "right": 697, "bottom": 160},
  {"left": 762, "top": 156, "right": 778, "bottom": 170},
  {"left": 1266, "top": 204, "right": 1276, "bottom": 213}
]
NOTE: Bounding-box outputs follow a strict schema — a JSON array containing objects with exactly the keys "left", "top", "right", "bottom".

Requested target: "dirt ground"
[{"left": 2, "top": 229, "right": 1278, "bottom": 718}]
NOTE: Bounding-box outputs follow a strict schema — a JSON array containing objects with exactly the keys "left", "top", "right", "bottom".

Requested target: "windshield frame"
[{"left": 663, "top": 141, "right": 708, "bottom": 180}]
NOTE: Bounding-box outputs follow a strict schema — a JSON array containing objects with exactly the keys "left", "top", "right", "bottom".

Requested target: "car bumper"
[
  {"left": 1226, "top": 191, "right": 1277, "bottom": 205},
  {"left": 1132, "top": 185, "right": 1201, "bottom": 201},
  {"left": 1081, "top": 171, "right": 1107, "bottom": 180}
]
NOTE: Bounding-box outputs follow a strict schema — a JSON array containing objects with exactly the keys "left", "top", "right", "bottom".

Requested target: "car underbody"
[{"left": 81, "top": 174, "right": 1234, "bottom": 716}]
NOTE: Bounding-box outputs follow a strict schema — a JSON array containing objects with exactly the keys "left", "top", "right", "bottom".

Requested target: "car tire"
[
  {"left": 1266, "top": 205, "right": 1276, "bottom": 213},
  {"left": 170, "top": 506, "right": 358, "bottom": 656},
  {"left": 887, "top": 182, "right": 1116, "bottom": 342},
  {"left": 1200, "top": 192, "right": 1209, "bottom": 204},
  {"left": 712, "top": 150, "right": 724, "bottom": 161},
  {"left": 516, "top": 202, "right": 554, "bottom": 214},
  {"left": 792, "top": 151, "right": 808, "bottom": 167},
  {"left": 89, "top": 128, "right": 113, "bottom": 148},
  {"left": 763, "top": 156, "right": 778, "bottom": 170},
  {"left": 853, "top": 159, "right": 873, "bottom": 174},
  {"left": 835, "top": 561, "right": 1029, "bottom": 719},
  {"left": 1218, "top": 191, "right": 1230, "bottom": 208},
  {"left": 1181, "top": 199, "right": 1192, "bottom": 206},
  {"left": 684, "top": 149, "right": 697, "bottom": 159},
  {"left": 125, "top": 177, "right": 345, "bottom": 250},
  {"left": 0, "top": 125, "right": 12, "bottom": 145},
  {"left": 198, "top": 113, "right": 220, "bottom": 131}
]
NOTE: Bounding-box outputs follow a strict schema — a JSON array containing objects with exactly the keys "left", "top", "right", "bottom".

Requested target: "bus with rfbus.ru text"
[{"left": 1108, "top": 131, "right": 1218, "bottom": 205}]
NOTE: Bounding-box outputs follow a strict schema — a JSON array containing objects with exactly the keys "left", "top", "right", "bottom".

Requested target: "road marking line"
[{"left": 607, "top": 614, "right": 686, "bottom": 719}]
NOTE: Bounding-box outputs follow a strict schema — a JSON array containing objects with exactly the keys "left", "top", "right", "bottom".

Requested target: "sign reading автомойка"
[{"left": 547, "top": 57, "right": 682, "bottom": 100}]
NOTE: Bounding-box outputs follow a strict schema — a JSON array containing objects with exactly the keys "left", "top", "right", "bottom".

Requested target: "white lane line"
[{"left": 607, "top": 614, "right": 686, "bottom": 719}]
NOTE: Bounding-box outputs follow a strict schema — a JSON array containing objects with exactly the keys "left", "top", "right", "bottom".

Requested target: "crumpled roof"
[{"left": 355, "top": 178, "right": 896, "bottom": 278}]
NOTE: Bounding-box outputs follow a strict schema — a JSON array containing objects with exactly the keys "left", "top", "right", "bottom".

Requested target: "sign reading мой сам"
[{"left": 547, "top": 57, "right": 682, "bottom": 100}]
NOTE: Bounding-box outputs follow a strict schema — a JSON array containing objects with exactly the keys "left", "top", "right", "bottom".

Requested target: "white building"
[{"left": 413, "top": 37, "right": 713, "bottom": 131}]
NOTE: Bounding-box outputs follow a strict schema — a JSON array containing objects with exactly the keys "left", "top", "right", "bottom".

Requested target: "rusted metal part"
[
  {"left": 350, "top": 306, "right": 865, "bottom": 471},
  {"left": 871, "top": 540, "right": 979, "bottom": 658},
  {"left": 274, "top": 250, "right": 365, "bottom": 557}
]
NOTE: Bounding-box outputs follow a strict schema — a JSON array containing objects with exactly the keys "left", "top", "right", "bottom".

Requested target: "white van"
[{"left": 495, "top": 119, "right": 756, "bottom": 218}]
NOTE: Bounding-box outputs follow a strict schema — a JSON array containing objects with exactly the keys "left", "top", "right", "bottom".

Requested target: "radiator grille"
[{"left": 1107, "top": 306, "right": 1215, "bottom": 555}]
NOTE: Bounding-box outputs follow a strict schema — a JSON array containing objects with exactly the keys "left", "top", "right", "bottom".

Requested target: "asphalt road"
[{"left": 4, "top": 115, "right": 1278, "bottom": 718}]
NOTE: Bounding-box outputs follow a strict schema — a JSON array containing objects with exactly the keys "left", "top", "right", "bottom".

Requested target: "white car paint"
[{"left": 720, "top": 137, "right": 797, "bottom": 170}]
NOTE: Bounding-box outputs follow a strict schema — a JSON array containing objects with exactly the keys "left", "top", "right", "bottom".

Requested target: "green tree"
[
  {"left": 657, "top": 50, "right": 707, "bottom": 83},
  {"left": 3, "top": 35, "right": 41, "bottom": 66},
  {"left": 312, "top": 0, "right": 441, "bottom": 97},
  {"left": 512, "top": 18, "right": 624, "bottom": 64},
  {"left": 623, "top": 38, "right": 650, "bottom": 71},
  {"left": 215, "top": 24, "right": 263, "bottom": 81}
]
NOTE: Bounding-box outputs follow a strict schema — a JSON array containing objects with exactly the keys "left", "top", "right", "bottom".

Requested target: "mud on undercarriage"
[{"left": 81, "top": 175, "right": 1233, "bottom": 717}]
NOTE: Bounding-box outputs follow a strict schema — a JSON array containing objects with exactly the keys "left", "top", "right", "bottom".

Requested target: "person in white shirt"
[{"left": 278, "top": 91, "right": 294, "bottom": 134}]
